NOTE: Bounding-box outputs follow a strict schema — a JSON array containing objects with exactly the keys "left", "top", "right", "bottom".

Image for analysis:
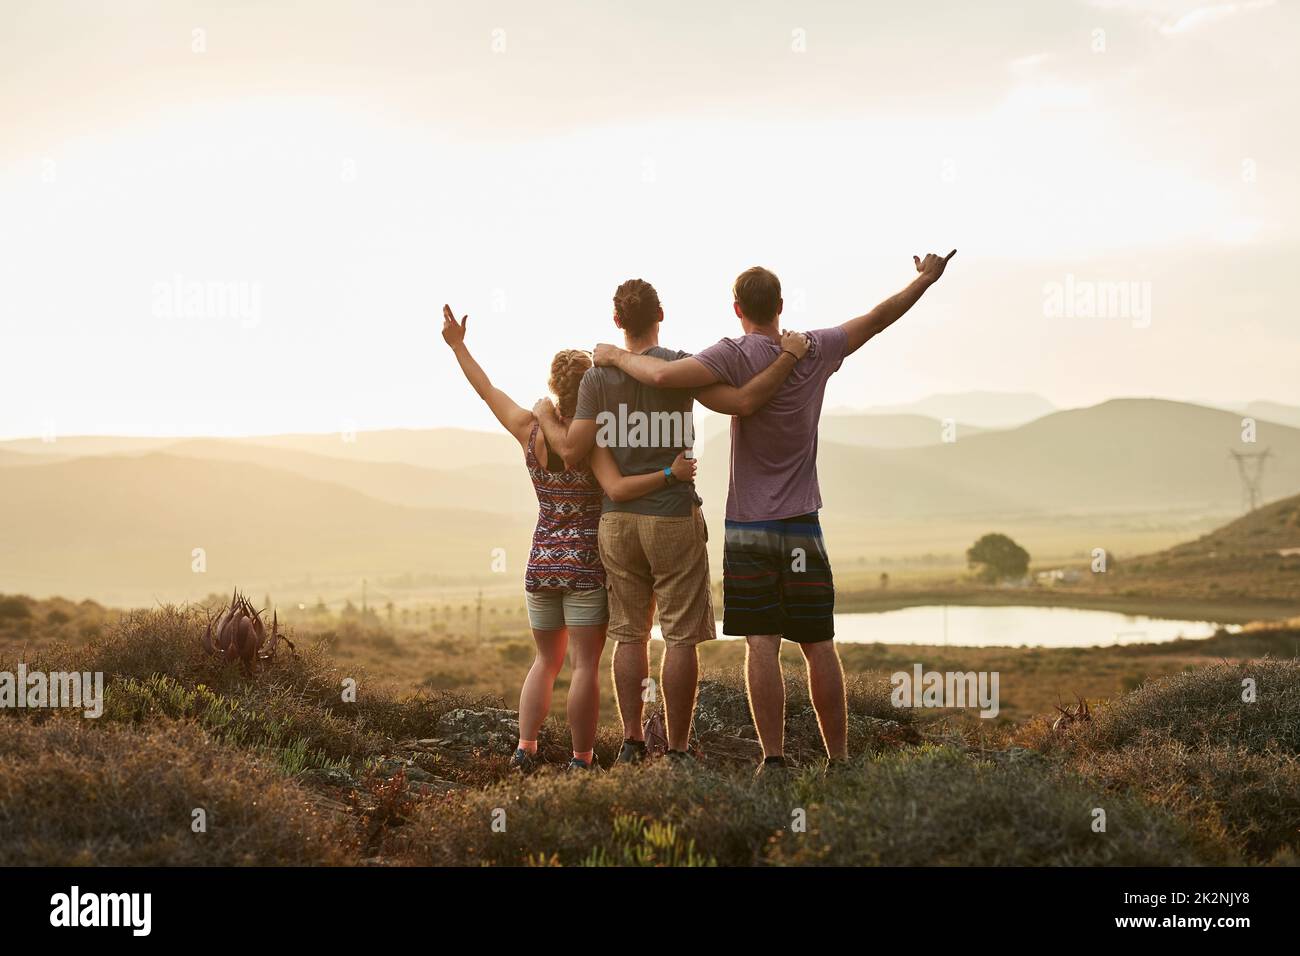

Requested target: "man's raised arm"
[{"left": 841, "top": 250, "right": 956, "bottom": 357}]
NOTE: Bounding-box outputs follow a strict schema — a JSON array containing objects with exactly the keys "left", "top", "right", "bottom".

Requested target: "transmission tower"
[{"left": 1228, "top": 448, "right": 1272, "bottom": 513}]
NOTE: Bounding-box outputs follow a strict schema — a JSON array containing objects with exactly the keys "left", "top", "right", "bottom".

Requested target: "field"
[{"left": 2, "top": 594, "right": 1297, "bottom": 866}]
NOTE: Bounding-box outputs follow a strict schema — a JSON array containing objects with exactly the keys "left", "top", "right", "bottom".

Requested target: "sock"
[
  {"left": 624, "top": 738, "right": 646, "bottom": 748},
  {"left": 572, "top": 750, "right": 594, "bottom": 764},
  {"left": 764, "top": 755, "right": 787, "bottom": 765},
  {"left": 517, "top": 739, "right": 538, "bottom": 754}
]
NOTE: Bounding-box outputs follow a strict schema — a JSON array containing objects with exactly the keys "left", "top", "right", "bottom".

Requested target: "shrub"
[
  {"left": 1073, "top": 739, "right": 1300, "bottom": 861},
  {"left": 389, "top": 746, "right": 1226, "bottom": 866},
  {"left": 1068, "top": 659, "right": 1300, "bottom": 756},
  {"left": 0, "top": 718, "right": 354, "bottom": 865},
  {"left": 0, "top": 596, "right": 32, "bottom": 620}
]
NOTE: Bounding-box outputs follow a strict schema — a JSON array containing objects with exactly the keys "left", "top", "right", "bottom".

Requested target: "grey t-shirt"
[{"left": 573, "top": 346, "right": 702, "bottom": 516}]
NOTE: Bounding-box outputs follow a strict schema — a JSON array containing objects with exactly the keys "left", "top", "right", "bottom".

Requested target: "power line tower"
[{"left": 1228, "top": 448, "right": 1272, "bottom": 513}]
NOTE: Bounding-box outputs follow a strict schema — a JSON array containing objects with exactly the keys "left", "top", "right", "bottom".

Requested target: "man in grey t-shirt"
[
  {"left": 535, "top": 277, "right": 808, "bottom": 764},
  {"left": 593, "top": 253, "right": 956, "bottom": 772}
]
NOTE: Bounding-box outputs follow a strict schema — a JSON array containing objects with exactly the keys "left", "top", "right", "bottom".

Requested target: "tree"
[{"left": 967, "top": 533, "right": 1030, "bottom": 583}]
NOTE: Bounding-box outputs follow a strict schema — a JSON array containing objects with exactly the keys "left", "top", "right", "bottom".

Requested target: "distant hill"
[
  {"left": 0, "top": 428, "right": 525, "bottom": 471},
  {"left": 240, "top": 428, "right": 524, "bottom": 470},
  {"left": 698, "top": 398, "right": 1300, "bottom": 520},
  {"left": 8, "top": 398, "right": 1300, "bottom": 602},
  {"left": 818, "top": 413, "right": 986, "bottom": 448},
  {"left": 0, "top": 436, "right": 177, "bottom": 459},
  {"left": 158, "top": 439, "right": 536, "bottom": 515},
  {"left": 1244, "top": 401, "right": 1300, "bottom": 430},
  {"left": 850, "top": 391, "right": 1055, "bottom": 429},
  {"left": 0, "top": 454, "right": 532, "bottom": 602}
]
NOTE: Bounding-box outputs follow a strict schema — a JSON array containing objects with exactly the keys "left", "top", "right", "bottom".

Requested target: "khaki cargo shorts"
[{"left": 597, "top": 507, "right": 717, "bottom": 647}]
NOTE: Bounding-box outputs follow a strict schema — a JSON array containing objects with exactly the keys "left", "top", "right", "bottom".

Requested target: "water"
[
  {"left": 654, "top": 605, "right": 1240, "bottom": 648},
  {"left": 828, "top": 605, "right": 1239, "bottom": 648}
]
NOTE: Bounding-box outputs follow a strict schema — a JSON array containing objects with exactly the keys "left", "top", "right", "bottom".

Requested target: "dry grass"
[
  {"left": 0, "top": 718, "right": 355, "bottom": 865},
  {"left": 1, "top": 599, "right": 1296, "bottom": 866}
]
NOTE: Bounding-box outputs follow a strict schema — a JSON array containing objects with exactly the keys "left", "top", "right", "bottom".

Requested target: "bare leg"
[
  {"left": 612, "top": 640, "right": 650, "bottom": 741},
  {"left": 565, "top": 624, "right": 607, "bottom": 753},
  {"left": 745, "top": 634, "right": 785, "bottom": 759},
  {"left": 660, "top": 643, "right": 699, "bottom": 751},
  {"left": 518, "top": 628, "right": 568, "bottom": 744},
  {"left": 800, "top": 640, "right": 848, "bottom": 759}
]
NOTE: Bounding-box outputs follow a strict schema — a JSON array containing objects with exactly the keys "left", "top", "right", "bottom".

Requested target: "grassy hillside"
[{"left": 1, "top": 602, "right": 1295, "bottom": 866}]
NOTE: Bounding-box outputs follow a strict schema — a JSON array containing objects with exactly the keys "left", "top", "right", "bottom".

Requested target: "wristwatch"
[{"left": 663, "top": 466, "right": 676, "bottom": 486}]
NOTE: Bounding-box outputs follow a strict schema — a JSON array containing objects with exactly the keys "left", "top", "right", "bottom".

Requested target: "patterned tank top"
[{"left": 524, "top": 422, "right": 605, "bottom": 592}]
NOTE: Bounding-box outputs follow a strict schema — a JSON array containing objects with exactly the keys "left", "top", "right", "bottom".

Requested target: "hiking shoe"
[
  {"left": 614, "top": 739, "right": 647, "bottom": 766},
  {"left": 566, "top": 754, "right": 601, "bottom": 772},
  {"left": 665, "top": 749, "right": 695, "bottom": 766},
  {"left": 754, "top": 755, "right": 790, "bottom": 780},
  {"left": 509, "top": 748, "right": 539, "bottom": 774}
]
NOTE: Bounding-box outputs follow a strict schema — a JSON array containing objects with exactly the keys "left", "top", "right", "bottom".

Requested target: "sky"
[{"left": 1, "top": 0, "right": 1297, "bottom": 439}]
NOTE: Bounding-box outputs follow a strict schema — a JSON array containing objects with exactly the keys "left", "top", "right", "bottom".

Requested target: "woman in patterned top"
[{"left": 441, "top": 305, "right": 694, "bottom": 771}]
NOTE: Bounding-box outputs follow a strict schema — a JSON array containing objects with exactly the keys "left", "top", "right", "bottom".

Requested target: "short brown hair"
[
  {"left": 613, "top": 279, "right": 661, "bottom": 336},
  {"left": 548, "top": 349, "right": 592, "bottom": 419},
  {"left": 732, "top": 266, "right": 782, "bottom": 324}
]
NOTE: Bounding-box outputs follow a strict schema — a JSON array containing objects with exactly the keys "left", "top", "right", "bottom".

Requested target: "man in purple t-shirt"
[{"left": 593, "top": 251, "right": 956, "bottom": 772}]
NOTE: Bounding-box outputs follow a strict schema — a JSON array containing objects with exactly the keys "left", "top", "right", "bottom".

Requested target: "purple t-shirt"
[{"left": 694, "top": 326, "right": 848, "bottom": 522}]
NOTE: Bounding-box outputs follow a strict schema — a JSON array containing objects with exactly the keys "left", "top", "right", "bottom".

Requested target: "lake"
[{"left": 654, "top": 605, "right": 1241, "bottom": 648}]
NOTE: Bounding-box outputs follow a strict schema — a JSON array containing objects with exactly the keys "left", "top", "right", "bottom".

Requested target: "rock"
[
  {"left": 434, "top": 707, "right": 520, "bottom": 754},
  {"left": 297, "top": 767, "right": 359, "bottom": 790}
]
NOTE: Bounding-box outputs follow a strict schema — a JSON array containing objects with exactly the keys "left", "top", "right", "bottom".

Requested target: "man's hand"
[
  {"left": 781, "top": 329, "right": 809, "bottom": 360},
  {"left": 913, "top": 250, "right": 957, "bottom": 286},
  {"left": 593, "top": 343, "right": 625, "bottom": 368},
  {"left": 532, "top": 397, "right": 556, "bottom": 419},
  {"left": 441, "top": 304, "right": 468, "bottom": 349}
]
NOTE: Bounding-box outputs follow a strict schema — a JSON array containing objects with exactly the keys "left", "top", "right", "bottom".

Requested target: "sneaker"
[
  {"left": 566, "top": 754, "right": 602, "bottom": 772},
  {"left": 509, "top": 748, "right": 539, "bottom": 774},
  {"left": 754, "top": 755, "right": 790, "bottom": 780},
  {"left": 614, "top": 739, "right": 647, "bottom": 766},
  {"left": 665, "top": 749, "right": 695, "bottom": 766}
]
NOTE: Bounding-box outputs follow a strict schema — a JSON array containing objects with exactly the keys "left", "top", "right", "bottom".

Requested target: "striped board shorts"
[{"left": 721, "top": 512, "right": 834, "bottom": 644}]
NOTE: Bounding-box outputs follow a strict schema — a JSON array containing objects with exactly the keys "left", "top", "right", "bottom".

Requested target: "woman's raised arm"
[{"left": 441, "top": 304, "right": 534, "bottom": 450}]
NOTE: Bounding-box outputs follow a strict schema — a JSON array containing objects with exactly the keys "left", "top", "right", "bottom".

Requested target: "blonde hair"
[{"left": 548, "top": 349, "right": 592, "bottom": 419}]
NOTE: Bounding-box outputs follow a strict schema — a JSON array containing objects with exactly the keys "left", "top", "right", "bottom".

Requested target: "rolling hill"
[
  {"left": 157, "top": 439, "right": 536, "bottom": 515},
  {"left": 0, "top": 453, "right": 532, "bottom": 603},
  {"left": 843, "top": 391, "right": 1056, "bottom": 429},
  {"left": 6, "top": 398, "right": 1300, "bottom": 602},
  {"left": 698, "top": 399, "right": 1300, "bottom": 522}
]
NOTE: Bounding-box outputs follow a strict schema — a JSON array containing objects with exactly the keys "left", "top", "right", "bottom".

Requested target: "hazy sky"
[{"left": 2, "top": 0, "right": 1297, "bottom": 439}]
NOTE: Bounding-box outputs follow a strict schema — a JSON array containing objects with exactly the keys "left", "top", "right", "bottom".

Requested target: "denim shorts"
[{"left": 525, "top": 586, "right": 609, "bottom": 630}]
